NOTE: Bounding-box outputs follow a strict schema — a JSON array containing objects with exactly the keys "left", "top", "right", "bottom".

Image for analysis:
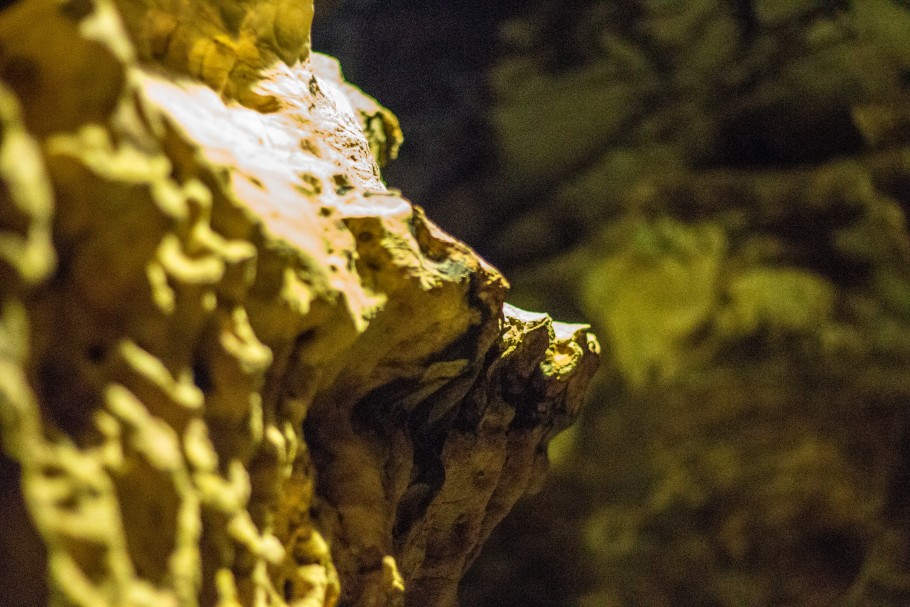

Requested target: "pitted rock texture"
[{"left": 0, "top": 2, "right": 599, "bottom": 607}]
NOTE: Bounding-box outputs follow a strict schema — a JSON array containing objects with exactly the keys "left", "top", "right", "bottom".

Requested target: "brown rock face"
[
  {"left": 0, "top": 2, "right": 599, "bottom": 607},
  {"left": 318, "top": 2, "right": 910, "bottom": 606}
]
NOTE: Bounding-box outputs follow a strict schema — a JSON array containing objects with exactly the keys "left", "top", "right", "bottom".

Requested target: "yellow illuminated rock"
[{"left": 0, "top": 2, "right": 598, "bottom": 607}]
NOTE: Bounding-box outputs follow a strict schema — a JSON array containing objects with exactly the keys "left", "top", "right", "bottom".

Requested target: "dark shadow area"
[{"left": 0, "top": 453, "right": 48, "bottom": 607}]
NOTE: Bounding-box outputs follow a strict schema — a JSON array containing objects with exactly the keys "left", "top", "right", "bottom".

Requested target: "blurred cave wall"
[{"left": 315, "top": 1, "right": 910, "bottom": 606}]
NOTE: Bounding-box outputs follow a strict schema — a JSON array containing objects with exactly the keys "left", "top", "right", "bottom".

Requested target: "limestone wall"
[{"left": 0, "top": 2, "right": 599, "bottom": 606}]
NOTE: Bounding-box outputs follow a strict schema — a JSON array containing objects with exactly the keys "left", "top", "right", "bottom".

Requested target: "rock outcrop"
[
  {"left": 318, "top": 1, "right": 910, "bottom": 606},
  {"left": 0, "top": 2, "right": 599, "bottom": 607}
]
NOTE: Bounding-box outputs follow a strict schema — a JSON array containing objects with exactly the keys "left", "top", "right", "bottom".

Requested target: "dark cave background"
[
  {"left": 315, "top": 1, "right": 910, "bottom": 605},
  {"left": 314, "top": 0, "right": 514, "bottom": 266}
]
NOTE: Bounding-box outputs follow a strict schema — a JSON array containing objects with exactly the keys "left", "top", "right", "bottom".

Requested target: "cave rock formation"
[{"left": 0, "top": 2, "right": 600, "bottom": 606}]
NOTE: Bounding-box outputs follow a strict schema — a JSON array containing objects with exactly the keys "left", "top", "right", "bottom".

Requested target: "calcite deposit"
[{"left": 0, "top": 2, "right": 599, "bottom": 607}]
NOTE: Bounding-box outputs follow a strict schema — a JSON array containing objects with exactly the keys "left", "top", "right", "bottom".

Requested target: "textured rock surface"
[
  {"left": 0, "top": 2, "right": 598, "bottom": 607},
  {"left": 317, "top": 1, "right": 910, "bottom": 606}
]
